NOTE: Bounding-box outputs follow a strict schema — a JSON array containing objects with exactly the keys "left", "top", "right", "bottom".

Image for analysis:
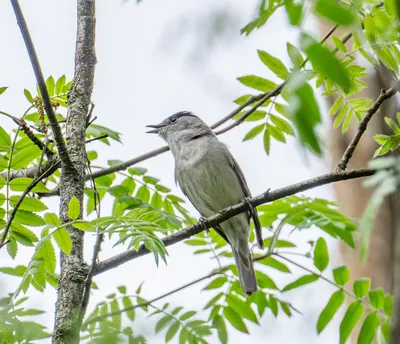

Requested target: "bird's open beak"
[{"left": 145, "top": 123, "right": 165, "bottom": 134}]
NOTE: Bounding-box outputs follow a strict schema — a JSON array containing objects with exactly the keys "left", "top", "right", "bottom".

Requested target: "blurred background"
[{"left": 0, "top": 0, "right": 382, "bottom": 343}]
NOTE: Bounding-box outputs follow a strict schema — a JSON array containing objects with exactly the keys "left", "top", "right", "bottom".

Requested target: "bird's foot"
[
  {"left": 243, "top": 196, "right": 256, "bottom": 217},
  {"left": 198, "top": 216, "right": 210, "bottom": 234}
]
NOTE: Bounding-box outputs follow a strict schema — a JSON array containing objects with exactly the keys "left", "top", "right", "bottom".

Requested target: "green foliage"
[
  {"left": 1, "top": 0, "right": 399, "bottom": 342},
  {"left": 373, "top": 113, "right": 400, "bottom": 157},
  {"left": 360, "top": 157, "right": 400, "bottom": 259}
]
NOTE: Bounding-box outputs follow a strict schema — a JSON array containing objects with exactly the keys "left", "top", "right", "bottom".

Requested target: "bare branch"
[
  {"left": 9, "top": 0, "right": 72, "bottom": 171},
  {"left": 94, "top": 167, "right": 374, "bottom": 275},
  {"left": 337, "top": 80, "right": 400, "bottom": 171},
  {"left": 0, "top": 157, "right": 60, "bottom": 180}
]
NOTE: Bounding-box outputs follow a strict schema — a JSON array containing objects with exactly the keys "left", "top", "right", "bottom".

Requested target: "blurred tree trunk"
[{"left": 317, "top": 21, "right": 399, "bottom": 342}]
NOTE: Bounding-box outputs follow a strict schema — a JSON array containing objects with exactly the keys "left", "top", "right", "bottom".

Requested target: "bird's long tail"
[{"left": 232, "top": 246, "right": 257, "bottom": 296}]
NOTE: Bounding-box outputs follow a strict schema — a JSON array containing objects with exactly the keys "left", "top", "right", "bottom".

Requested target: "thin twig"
[
  {"left": 85, "top": 134, "right": 108, "bottom": 144},
  {"left": 94, "top": 167, "right": 374, "bottom": 275},
  {"left": 10, "top": 0, "right": 72, "bottom": 170},
  {"left": 0, "top": 161, "right": 60, "bottom": 247},
  {"left": 11, "top": 116, "right": 54, "bottom": 157},
  {"left": 336, "top": 80, "right": 400, "bottom": 171},
  {"left": 77, "top": 158, "right": 103, "bottom": 327}
]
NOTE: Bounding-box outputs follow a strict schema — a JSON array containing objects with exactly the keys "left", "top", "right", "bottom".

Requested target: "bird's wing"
[
  {"left": 229, "top": 154, "right": 264, "bottom": 249},
  {"left": 176, "top": 167, "right": 230, "bottom": 244}
]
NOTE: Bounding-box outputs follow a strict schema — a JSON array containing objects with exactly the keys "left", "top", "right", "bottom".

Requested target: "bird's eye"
[{"left": 170, "top": 117, "right": 178, "bottom": 124}]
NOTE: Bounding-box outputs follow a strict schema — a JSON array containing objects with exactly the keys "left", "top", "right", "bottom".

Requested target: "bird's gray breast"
[{"left": 175, "top": 139, "right": 245, "bottom": 218}]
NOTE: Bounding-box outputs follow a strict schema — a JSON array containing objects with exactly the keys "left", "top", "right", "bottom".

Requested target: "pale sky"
[{"left": 0, "top": 1, "right": 343, "bottom": 343}]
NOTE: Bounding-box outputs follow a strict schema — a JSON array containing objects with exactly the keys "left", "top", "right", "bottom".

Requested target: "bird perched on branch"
[{"left": 146, "top": 111, "right": 263, "bottom": 295}]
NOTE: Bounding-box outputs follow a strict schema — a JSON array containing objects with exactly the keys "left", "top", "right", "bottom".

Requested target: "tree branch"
[
  {"left": 10, "top": 0, "right": 73, "bottom": 171},
  {"left": 94, "top": 167, "right": 374, "bottom": 275},
  {"left": 337, "top": 80, "right": 400, "bottom": 171}
]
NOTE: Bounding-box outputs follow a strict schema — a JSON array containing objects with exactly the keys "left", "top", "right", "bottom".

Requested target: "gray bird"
[{"left": 146, "top": 111, "right": 263, "bottom": 295}]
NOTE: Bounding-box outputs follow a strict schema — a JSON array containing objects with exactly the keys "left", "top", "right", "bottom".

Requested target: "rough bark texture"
[
  {"left": 317, "top": 21, "right": 399, "bottom": 343},
  {"left": 53, "top": 1, "right": 96, "bottom": 343}
]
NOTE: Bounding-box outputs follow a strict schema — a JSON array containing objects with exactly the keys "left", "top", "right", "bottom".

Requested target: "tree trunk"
[{"left": 53, "top": 1, "right": 96, "bottom": 343}]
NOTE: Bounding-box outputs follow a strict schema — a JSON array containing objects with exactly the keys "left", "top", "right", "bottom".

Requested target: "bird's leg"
[
  {"left": 243, "top": 196, "right": 257, "bottom": 218},
  {"left": 198, "top": 216, "right": 210, "bottom": 234}
]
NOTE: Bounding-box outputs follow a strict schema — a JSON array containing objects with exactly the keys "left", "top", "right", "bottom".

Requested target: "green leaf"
[
  {"left": 287, "top": 42, "right": 304, "bottom": 68},
  {"left": 258, "top": 257, "right": 291, "bottom": 273},
  {"left": 137, "top": 185, "right": 150, "bottom": 203},
  {"left": 165, "top": 321, "right": 180, "bottom": 342},
  {"left": 46, "top": 76, "right": 55, "bottom": 97},
  {"left": 0, "top": 127, "right": 11, "bottom": 151},
  {"left": 212, "top": 314, "right": 228, "bottom": 344},
  {"left": 258, "top": 50, "right": 289, "bottom": 79},
  {"left": 332, "top": 36, "right": 347, "bottom": 53},
  {"left": 179, "top": 311, "right": 196, "bottom": 321},
  {"left": 315, "top": 0, "right": 355, "bottom": 25},
  {"left": 340, "top": 302, "right": 364, "bottom": 344},
  {"left": 223, "top": 307, "right": 248, "bottom": 333},
  {"left": 317, "top": 290, "right": 345, "bottom": 333},
  {"left": 288, "top": 77, "right": 322, "bottom": 155},
  {"left": 9, "top": 196, "right": 48, "bottom": 212},
  {"left": 226, "top": 294, "right": 259, "bottom": 324},
  {"left": 13, "top": 210, "right": 45, "bottom": 226},
  {"left": 313, "top": 237, "right": 329, "bottom": 271},
  {"left": 37, "top": 237, "right": 56, "bottom": 274},
  {"left": 237, "top": 75, "right": 277, "bottom": 92},
  {"left": 122, "top": 296, "right": 135, "bottom": 321},
  {"left": 369, "top": 288, "right": 385, "bottom": 309},
  {"left": 255, "top": 271, "right": 278, "bottom": 290},
  {"left": 203, "top": 276, "right": 227, "bottom": 290},
  {"left": 0, "top": 87, "right": 7, "bottom": 96},
  {"left": 24, "top": 89, "right": 34, "bottom": 103},
  {"left": 11, "top": 224, "right": 38, "bottom": 246},
  {"left": 269, "top": 295, "right": 279, "bottom": 316},
  {"left": 55, "top": 75, "right": 66, "bottom": 95},
  {"left": 7, "top": 237, "right": 17, "bottom": 259},
  {"left": 53, "top": 228, "right": 72, "bottom": 254},
  {"left": 357, "top": 312, "right": 380, "bottom": 344},
  {"left": 270, "top": 115, "right": 295, "bottom": 136},
  {"left": 68, "top": 197, "right": 80, "bottom": 220},
  {"left": 72, "top": 220, "right": 92, "bottom": 231},
  {"left": 353, "top": 278, "right": 371, "bottom": 299},
  {"left": 284, "top": 0, "right": 304, "bottom": 25},
  {"left": 300, "top": 34, "right": 351, "bottom": 92},
  {"left": 44, "top": 213, "right": 61, "bottom": 227},
  {"left": 282, "top": 274, "right": 319, "bottom": 292},
  {"left": 243, "top": 124, "right": 265, "bottom": 141},
  {"left": 9, "top": 177, "right": 44, "bottom": 192},
  {"left": 0, "top": 265, "right": 27, "bottom": 277},
  {"left": 263, "top": 129, "right": 271, "bottom": 155},
  {"left": 268, "top": 125, "right": 286, "bottom": 143},
  {"left": 333, "top": 265, "right": 350, "bottom": 286},
  {"left": 11, "top": 146, "right": 41, "bottom": 169},
  {"left": 155, "top": 315, "right": 173, "bottom": 333},
  {"left": 128, "top": 167, "right": 147, "bottom": 175},
  {"left": 384, "top": 294, "right": 394, "bottom": 317}
]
